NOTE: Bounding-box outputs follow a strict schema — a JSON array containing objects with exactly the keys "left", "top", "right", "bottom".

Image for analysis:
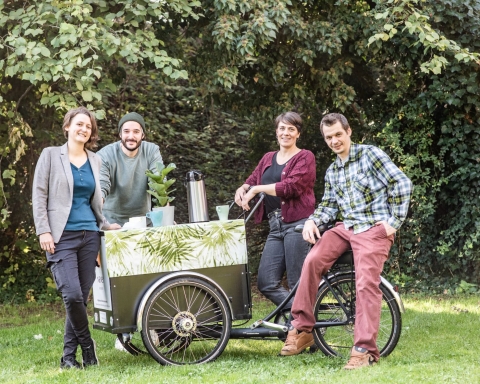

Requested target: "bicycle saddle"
[
  {"left": 294, "top": 221, "right": 335, "bottom": 234},
  {"left": 294, "top": 222, "right": 353, "bottom": 265}
]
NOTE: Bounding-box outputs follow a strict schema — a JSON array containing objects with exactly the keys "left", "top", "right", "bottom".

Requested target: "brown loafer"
[{"left": 280, "top": 328, "right": 314, "bottom": 356}]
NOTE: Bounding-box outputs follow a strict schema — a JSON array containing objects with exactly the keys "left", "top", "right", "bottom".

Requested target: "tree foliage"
[
  {"left": 0, "top": 0, "right": 200, "bottom": 222},
  {"left": 1, "top": 0, "right": 479, "bottom": 302},
  {"left": 164, "top": 0, "right": 480, "bottom": 290},
  {"left": 0, "top": 0, "right": 201, "bottom": 302}
]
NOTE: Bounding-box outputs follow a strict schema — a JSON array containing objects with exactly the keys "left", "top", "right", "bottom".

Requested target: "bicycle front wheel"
[{"left": 313, "top": 272, "right": 402, "bottom": 358}]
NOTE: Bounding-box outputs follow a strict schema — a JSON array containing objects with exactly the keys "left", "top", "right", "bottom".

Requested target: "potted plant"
[{"left": 146, "top": 161, "right": 176, "bottom": 226}]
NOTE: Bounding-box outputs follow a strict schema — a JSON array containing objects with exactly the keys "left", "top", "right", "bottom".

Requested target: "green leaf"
[
  {"left": 94, "top": 109, "right": 106, "bottom": 120},
  {"left": 2, "top": 170, "right": 16, "bottom": 184},
  {"left": 40, "top": 47, "right": 50, "bottom": 57},
  {"left": 75, "top": 81, "right": 84, "bottom": 91},
  {"left": 81, "top": 57, "right": 92, "bottom": 66},
  {"left": 59, "top": 23, "right": 75, "bottom": 34},
  {"left": 81, "top": 91, "right": 93, "bottom": 101}
]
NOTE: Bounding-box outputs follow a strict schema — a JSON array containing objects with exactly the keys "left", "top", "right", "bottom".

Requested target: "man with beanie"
[{"left": 98, "top": 112, "right": 162, "bottom": 226}]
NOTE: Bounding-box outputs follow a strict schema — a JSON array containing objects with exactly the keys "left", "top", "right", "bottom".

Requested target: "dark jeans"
[
  {"left": 257, "top": 214, "right": 310, "bottom": 308},
  {"left": 48, "top": 230, "right": 100, "bottom": 359}
]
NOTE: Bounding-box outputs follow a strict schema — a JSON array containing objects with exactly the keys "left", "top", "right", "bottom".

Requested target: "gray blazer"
[{"left": 32, "top": 143, "right": 105, "bottom": 243}]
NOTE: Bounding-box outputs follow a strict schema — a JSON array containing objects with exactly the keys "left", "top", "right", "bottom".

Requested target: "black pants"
[{"left": 48, "top": 230, "right": 100, "bottom": 359}]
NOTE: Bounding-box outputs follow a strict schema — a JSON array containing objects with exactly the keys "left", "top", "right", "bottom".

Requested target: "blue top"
[{"left": 65, "top": 159, "right": 99, "bottom": 231}]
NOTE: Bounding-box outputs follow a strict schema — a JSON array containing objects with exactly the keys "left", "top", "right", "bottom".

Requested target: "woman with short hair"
[{"left": 235, "top": 111, "right": 316, "bottom": 312}]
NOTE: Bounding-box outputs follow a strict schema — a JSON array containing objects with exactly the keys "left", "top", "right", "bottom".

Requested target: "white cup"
[{"left": 128, "top": 216, "right": 147, "bottom": 228}]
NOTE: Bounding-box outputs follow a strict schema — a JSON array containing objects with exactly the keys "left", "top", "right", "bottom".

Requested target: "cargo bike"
[{"left": 92, "top": 195, "right": 404, "bottom": 366}]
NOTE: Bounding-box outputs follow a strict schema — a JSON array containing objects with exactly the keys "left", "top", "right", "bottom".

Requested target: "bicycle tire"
[
  {"left": 140, "top": 277, "right": 231, "bottom": 365},
  {"left": 116, "top": 333, "right": 147, "bottom": 355},
  {"left": 313, "top": 272, "right": 402, "bottom": 358}
]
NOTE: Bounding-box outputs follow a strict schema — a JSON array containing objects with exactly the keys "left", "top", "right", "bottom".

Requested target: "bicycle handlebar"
[{"left": 244, "top": 192, "right": 266, "bottom": 224}]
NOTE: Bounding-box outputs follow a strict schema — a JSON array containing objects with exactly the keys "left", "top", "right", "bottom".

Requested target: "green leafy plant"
[
  {"left": 146, "top": 162, "right": 177, "bottom": 207},
  {"left": 455, "top": 280, "right": 479, "bottom": 295}
]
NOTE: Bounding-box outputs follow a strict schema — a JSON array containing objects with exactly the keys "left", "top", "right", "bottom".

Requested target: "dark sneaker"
[
  {"left": 82, "top": 339, "right": 99, "bottom": 367},
  {"left": 280, "top": 328, "right": 314, "bottom": 356},
  {"left": 60, "top": 356, "right": 82, "bottom": 370},
  {"left": 344, "top": 346, "right": 376, "bottom": 370}
]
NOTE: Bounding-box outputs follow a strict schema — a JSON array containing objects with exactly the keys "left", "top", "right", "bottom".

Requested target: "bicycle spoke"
[
  {"left": 313, "top": 274, "right": 401, "bottom": 358},
  {"left": 141, "top": 278, "right": 231, "bottom": 365}
]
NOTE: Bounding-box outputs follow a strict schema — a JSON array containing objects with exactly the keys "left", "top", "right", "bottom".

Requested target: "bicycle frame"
[
  {"left": 229, "top": 214, "right": 404, "bottom": 341},
  {"left": 230, "top": 255, "right": 356, "bottom": 339}
]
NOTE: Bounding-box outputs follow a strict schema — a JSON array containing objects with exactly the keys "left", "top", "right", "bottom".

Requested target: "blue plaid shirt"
[{"left": 310, "top": 143, "right": 412, "bottom": 234}]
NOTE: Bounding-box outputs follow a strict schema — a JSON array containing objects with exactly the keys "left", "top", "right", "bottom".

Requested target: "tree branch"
[{"left": 15, "top": 84, "right": 34, "bottom": 112}]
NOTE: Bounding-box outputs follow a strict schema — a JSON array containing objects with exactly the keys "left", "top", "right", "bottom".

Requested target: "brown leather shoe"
[
  {"left": 280, "top": 328, "right": 314, "bottom": 356},
  {"left": 344, "top": 347, "right": 377, "bottom": 370}
]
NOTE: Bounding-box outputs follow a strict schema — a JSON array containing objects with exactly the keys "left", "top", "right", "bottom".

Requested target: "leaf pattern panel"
[{"left": 104, "top": 220, "right": 247, "bottom": 277}]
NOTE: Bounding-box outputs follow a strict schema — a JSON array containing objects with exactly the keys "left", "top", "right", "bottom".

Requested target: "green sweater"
[{"left": 98, "top": 141, "right": 162, "bottom": 225}]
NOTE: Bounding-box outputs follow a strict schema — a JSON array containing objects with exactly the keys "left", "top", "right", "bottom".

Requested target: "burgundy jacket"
[{"left": 245, "top": 149, "right": 316, "bottom": 224}]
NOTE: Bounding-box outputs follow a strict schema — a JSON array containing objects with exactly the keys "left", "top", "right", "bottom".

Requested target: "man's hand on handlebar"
[{"left": 303, "top": 219, "right": 321, "bottom": 244}]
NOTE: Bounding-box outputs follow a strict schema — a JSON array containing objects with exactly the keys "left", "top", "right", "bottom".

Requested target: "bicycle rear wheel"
[
  {"left": 313, "top": 272, "right": 401, "bottom": 358},
  {"left": 140, "top": 277, "right": 231, "bottom": 365}
]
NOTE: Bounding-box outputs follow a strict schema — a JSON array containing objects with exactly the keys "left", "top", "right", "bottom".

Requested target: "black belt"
[{"left": 267, "top": 209, "right": 282, "bottom": 219}]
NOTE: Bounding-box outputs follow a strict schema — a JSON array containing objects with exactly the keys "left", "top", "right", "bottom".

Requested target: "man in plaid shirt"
[{"left": 280, "top": 113, "right": 412, "bottom": 370}]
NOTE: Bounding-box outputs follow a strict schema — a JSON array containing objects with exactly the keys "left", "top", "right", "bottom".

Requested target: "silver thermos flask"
[{"left": 185, "top": 170, "right": 209, "bottom": 223}]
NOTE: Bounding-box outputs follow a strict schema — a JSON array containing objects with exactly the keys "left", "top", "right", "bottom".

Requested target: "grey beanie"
[{"left": 118, "top": 112, "right": 145, "bottom": 132}]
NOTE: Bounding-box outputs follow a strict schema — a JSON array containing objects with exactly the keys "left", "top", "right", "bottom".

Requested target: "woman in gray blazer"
[{"left": 32, "top": 107, "right": 119, "bottom": 369}]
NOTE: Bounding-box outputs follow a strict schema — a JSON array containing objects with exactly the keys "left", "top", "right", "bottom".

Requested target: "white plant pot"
[{"left": 152, "top": 205, "right": 175, "bottom": 226}]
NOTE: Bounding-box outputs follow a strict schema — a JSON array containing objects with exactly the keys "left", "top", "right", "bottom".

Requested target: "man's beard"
[{"left": 121, "top": 139, "right": 142, "bottom": 152}]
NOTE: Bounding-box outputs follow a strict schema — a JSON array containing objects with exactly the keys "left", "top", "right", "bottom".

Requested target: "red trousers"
[{"left": 291, "top": 223, "right": 394, "bottom": 360}]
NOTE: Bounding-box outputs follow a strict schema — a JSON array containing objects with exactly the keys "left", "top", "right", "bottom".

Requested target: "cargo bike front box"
[{"left": 92, "top": 219, "right": 251, "bottom": 365}]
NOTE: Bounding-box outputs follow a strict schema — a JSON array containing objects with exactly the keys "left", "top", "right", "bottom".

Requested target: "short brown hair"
[
  {"left": 62, "top": 107, "right": 99, "bottom": 149},
  {"left": 275, "top": 111, "right": 303, "bottom": 133},
  {"left": 320, "top": 113, "right": 350, "bottom": 137}
]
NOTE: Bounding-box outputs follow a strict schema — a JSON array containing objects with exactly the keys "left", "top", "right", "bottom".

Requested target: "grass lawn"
[{"left": 1, "top": 293, "right": 479, "bottom": 384}]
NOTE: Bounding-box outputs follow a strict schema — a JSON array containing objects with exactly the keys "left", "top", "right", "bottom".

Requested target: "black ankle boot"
[
  {"left": 82, "top": 339, "right": 99, "bottom": 367},
  {"left": 60, "top": 356, "right": 82, "bottom": 369}
]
